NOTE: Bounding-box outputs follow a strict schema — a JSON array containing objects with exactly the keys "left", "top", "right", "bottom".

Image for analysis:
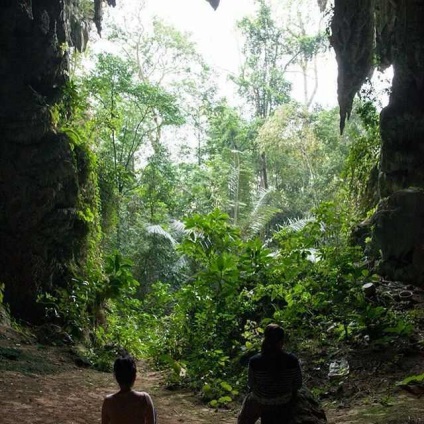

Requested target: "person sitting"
[
  {"left": 238, "top": 323, "right": 302, "bottom": 424},
  {"left": 102, "top": 355, "right": 156, "bottom": 424}
]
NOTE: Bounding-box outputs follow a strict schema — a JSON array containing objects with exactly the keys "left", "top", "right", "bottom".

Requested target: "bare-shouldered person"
[{"left": 102, "top": 355, "right": 156, "bottom": 424}]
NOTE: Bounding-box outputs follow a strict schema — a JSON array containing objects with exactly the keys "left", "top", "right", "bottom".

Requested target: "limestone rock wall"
[
  {"left": 374, "top": 189, "right": 424, "bottom": 285},
  {"left": 373, "top": 1, "right": 424, "bottom": 286},
  {"left": 0, "top": 1, "right": 88, "bottom": 320},
  {"left": 331, "top": 0, "right": 424, "bottom": 286}
]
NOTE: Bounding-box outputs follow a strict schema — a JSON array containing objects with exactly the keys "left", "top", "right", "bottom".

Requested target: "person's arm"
[
  {"left": 144, "top": 393, "right": 156, "bottom": 424},
  {"left": 101, "top": 398, "right": 110, "bottom": 424},
  {"left": 292, "top": 357, "right": 302, "bottom": 399},
  {"left": 293, "top": 358, "right": 302, "bottom": 391},
  {"left": 247, "top": 361, "right": 254, "bottom": 392}
]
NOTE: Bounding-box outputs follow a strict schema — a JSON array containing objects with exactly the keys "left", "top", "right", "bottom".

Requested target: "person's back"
[
  {"left": 238, "top": 324, "right": 302, "bottom": 424},
  {"left": 249, "top": 350, "right": 302, "bottom": 402},
  {"left": 102, "top": 355, "right": 155, "bottom": 424}
]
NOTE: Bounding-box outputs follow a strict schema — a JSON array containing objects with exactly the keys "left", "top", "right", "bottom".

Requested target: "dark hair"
[
  {"left": 114, "top": 355, "right": 137, "bottom": 387},
  {"left": 261, "top": 323, "right": 285, "bottom": 354}
]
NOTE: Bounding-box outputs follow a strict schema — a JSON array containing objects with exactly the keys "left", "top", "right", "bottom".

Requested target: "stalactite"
[
  {"left": 317, "top": 0, "right": 327, "bottom": 12},
  {"left": 206, "top": 0, "right": 220, "bottom": 10},
  {"left": 375, "top": 0, "right": 397, "bottom": 69},
  {"left": 93, "top": 0, "right": 103, "bottom": 34},
  {"left": 93, "top": 0, "right": 116, "bottom": 35},
  {"left": 330, "top": 0, "right": 374, "bottom": 133}
]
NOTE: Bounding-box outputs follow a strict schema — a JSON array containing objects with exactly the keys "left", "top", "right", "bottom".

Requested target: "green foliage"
[
  {"left": 84, "top": 51, "right": 184, "bottom": 200},
  {"left": 142, "top": 210, "right": 276, "bottom": 400},
  {"left": 258, "top": 103, "right": 344, "bottom": 218},
  {"left": 270, "top": 201, "right": 414, "bottom": 345},
  {"left": 81, "top": 51, "right": 185, "bottom": 265},
  {"left": 85, "top": 51, "right": 184, "bottom": 160},
  {"left": 49, "top": 77, "right": 104, "bottom": 284},
  {"left": 397, "top": 373, "right": 424, "bottom": 386},
  {"left": 139, "top": 204, "right": 416, "bottom": 403},
  {"left": 40, "top": 0, "right": 420, "bottom": 409},
  {"left": 342, "top": 100, "right": 380, "bottom": 214},
  {"left": 38, "top": 252, "right": 139, "bottom": 340},
  {"left": 73, "top": 141, "right": 102, "bottom": 262},
  {"left": 205, "top": 102, "right": 258, "bottom": 225}
]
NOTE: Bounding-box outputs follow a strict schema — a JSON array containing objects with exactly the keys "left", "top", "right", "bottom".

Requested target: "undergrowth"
[{"left": 35, "top": 204, "right": 421, "bottom": 406}]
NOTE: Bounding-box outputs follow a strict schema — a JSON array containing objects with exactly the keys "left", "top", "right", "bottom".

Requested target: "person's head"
[
  {"left": 261, "top": 323, "right": 285, "bottom": 354},
  {"left": 113, "top": 355, "right": 137, "bottom": 388}
]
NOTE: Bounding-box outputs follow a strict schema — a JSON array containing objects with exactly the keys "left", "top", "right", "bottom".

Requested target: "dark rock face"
[
  {"left": 374, "top": 2, "right": 424, "bottom": 287},
  {"left": 373, "top": 189, "right": 424, "bottom": 286},
  {"left": 330, "top": 0, "right": 424, "bottom": 286},
  {"left": 330, "top": 0, "right": 374, "bottom": 133},
  {"left": 0, "top": 1, "right": 87, "bottom": 320}
]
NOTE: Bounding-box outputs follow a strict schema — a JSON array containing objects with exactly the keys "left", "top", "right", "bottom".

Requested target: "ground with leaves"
[{"left": 0, "top": 324, "right": 423, "bottom": 424}]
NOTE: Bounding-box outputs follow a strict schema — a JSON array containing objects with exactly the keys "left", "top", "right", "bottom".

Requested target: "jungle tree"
[
  {"left": 105, "top": 11, "right": 217, "bottom": 166},
  {"left": 233, "top": 0, "right": 292, "bottom": 190},
  {"left": 84, "top": 52, "right": 183, "bottom": 249}
]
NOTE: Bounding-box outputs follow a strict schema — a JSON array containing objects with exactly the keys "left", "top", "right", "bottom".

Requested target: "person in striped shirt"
[{"left": 238, "top": 324, "right": 302, "bottom": 424}]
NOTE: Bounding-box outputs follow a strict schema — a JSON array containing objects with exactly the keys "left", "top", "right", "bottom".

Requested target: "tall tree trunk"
[{"left": 260, "top": 152, "right": 269, "bottom": 190}]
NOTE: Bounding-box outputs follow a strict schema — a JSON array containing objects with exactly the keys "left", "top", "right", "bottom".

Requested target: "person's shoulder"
[
  {"left": 132, "top": 390, "right": 150, "bottom": 395},
  {"left": 282, "top": 351, "right": 300, "bottom": 367},
  {"left": 249, "top": 352, "right": 262, "bottom": 364},
  {"left": 133, "top": 391, "right": 153, "bottom": 400},
  {"left": 132, "top": 391, "right": 154, "bottom": 407},
  {"left": 102, "top": 393, "right": 115, "bottom": 408},
  {"left": 104, "top": 393, "right": 115, "bottom": 401}
]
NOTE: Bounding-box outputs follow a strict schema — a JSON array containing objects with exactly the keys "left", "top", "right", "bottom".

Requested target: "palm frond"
[
  {"left": 248, "top": 205, "right": 280, "bottom": 236},
  {"left": 170, "top": 219, "right": 187, "bottom": 237},
  {"left": 228, "top": 164, "right": 240, "bottom": 200},
  {"left": 283, "top": 215, "right": 315, "bottom": 232},
  {"left": 146, "top": 224, "right": 176, "bottom": 246},
  {"left": 172, "top": 255, "right": 188, "bottom": 273},
  {"left": 251, "top": 187, "right": 273, "bottom": 217},
  {"left": 243, "top": 188, "right": 280, "bottom": 237}
]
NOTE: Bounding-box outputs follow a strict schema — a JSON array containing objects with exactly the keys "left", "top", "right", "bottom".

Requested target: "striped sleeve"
[{"left": 292, "top": 357, "right": 302, "bottom": 391}]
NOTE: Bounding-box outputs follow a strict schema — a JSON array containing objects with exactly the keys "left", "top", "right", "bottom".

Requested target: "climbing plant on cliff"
[{"left": 342, "top": 98, "right": 381, "bottom": 214}]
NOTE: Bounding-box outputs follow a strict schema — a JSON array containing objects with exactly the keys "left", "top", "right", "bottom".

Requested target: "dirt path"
[
  {"left": 0, "top": 365, "right": 237, "bottom": 424},
  {"left": 0, "top": 326, "right": 422, "bottom": 424},
  {"left": 0, "top": 323, "right": 238, "bottom": 424},
  {"left": 0, "top": 338, "right": 236, "bottom": 424}
]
